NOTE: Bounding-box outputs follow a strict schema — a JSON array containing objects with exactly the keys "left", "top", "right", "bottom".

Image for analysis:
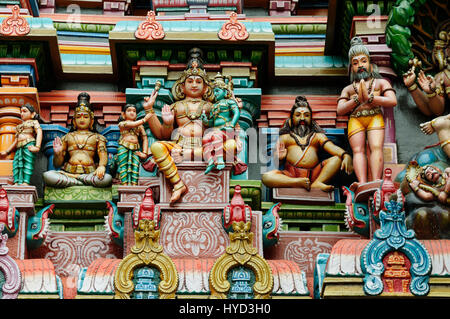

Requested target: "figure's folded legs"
[
  {"left": 310, "top": 156, "right": 341, "bottom": 192},
  {"left": 150, "top": 141, "right": 187, "bottom": 204},
  {"left": 43, "top": 170, "right": 84, "bottom": 188}
]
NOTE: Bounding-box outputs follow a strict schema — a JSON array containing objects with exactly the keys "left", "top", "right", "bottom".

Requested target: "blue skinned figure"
[{"left": 201, "top": 73, "right": 247, "bottom": 175}]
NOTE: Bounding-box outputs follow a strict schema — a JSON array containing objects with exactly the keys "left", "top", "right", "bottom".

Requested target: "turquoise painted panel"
[
  {"left": 275, "top": 56, "right": 348, "bottom": 68},
  {"left": 61, "top": 54, "right": 112, "bottom": 65},
  {"left": 112, "top": 20, "right": 273, "bottom": 35}
]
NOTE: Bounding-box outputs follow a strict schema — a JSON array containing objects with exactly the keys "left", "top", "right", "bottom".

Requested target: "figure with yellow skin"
[
  {"left": 43, "top": 92, "right": 112, "bottom": 188},
  {"left": 143, "top": 49, "right": 214, "bottom": 204},
  {"left": 0, "top": 103, "right": 43, "bottom": 185},
  {"left": 337, "top": 37, "right": 397, "bottom": 189},
  {"left": 262, "top": 96, "right": 353, "bottom": 192}
]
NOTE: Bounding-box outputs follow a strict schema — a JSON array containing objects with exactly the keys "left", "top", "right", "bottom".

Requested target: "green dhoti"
[
  {"left": 117, "top": 144, "right": 140, "bottom": 185},
  {"left": 13, "top": 141, "right": 36, "bottom": 185}
]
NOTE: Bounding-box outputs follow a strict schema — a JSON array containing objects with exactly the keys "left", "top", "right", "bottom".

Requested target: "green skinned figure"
[{"left": 201, "top": 73, "right": 245, "bottom": 175}]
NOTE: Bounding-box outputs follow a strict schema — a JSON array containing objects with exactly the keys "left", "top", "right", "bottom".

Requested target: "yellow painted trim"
[
  {"left": 28, "top": 29, "right": 57, "bottom": 37},
  {"left": 18, "top": 294, "right": 60, "bottom": 299},
  {"left": 62, "top": 65, "right": 113, "bottom": 74},
  {"left": 430, "top": 277, "right": 450, "bottom": 284},
  {"left": 59, "top": 45, "right": 111, "bottom": 55}
]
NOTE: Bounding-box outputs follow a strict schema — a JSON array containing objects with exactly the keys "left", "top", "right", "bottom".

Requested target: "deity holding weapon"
[
  {"left": 0, "top": 103, "right": 43, "bottom": 185},
  {"left": 142, "top": 48, "right": 214, "bottom": 204},
  {"left": 201, "top": 73, "right": 247, "bottom": 175},
  {"left": 337, "top": 37, "right": 397, "bottom": 189},
  {"left": 116, "top": 103, "right": 153, "bottom": 185},
  {"left": 43, "top": 92, "right": 113, "bottom": 188}
]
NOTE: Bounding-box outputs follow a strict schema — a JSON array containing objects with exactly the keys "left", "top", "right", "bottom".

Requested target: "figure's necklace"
[
  {"left": 292, "top": 132, "right": 314, "bottom": 151},
  {"left": 73, "top": 131, "right": 93, "bottom": 149},
  {"left": 352, "top": 77, "right": 375, "bottom": 95},
  {"left": 183, "top": 99, "right": 204, "bottom": 120}
]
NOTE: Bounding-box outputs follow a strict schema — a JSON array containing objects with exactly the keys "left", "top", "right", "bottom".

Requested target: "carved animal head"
[
  {"left": 262, "top": 202, "right": 282, "bottom": 248},
  {"left": 342, "top": 186, "right": 369, "bottom": 238},
  {"left": 104, "top": 201, "right": 123, "bottom": 247},
  {"left": 26, "top": 204, "right": 54, "bottom": 250}
]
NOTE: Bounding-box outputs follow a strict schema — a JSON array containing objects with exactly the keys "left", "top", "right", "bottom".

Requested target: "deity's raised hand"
[
  {"left": 418, "top": 70, "right": 436, "bottom": 94},
  {"left": 53, "top": 137, "right": 63, "bottom": 155},
  {"left": 161, "top": 104, "right": 174, "bottom": 126},
  {"left": 403, "top": 65, "right": 416, "bottom": 87},
  {"left": 143, "top": 89, "right": 159, "bottom": 110}
]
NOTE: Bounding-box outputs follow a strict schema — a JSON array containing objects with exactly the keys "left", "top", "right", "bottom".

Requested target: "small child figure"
[
  {"left": 201, "top": 73, "right": 245, "bottom": 175},
  {"left": 117, "top": 104, "right": 152, "bottom": 185},
  {"left": 0, "top": 103, "right": 43, "bottom": 185}
]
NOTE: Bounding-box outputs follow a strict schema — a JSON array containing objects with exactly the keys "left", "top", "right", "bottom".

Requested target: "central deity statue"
[
  {"left": 43, "top": 92, "right": 113, "bottom": 188},
  {"left": 143, "top": 48, "right": 215, "bottom": 204}
]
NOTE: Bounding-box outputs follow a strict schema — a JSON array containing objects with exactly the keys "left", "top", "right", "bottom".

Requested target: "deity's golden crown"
[
  {"left": 183, "top": 59, "right": 208, "bottom": 79},
  {"left": 75, "top": 93, "right": 94, "bottom": 116},
  {"left": 74, "top": 104, "right": 94, "bottom": 116}
]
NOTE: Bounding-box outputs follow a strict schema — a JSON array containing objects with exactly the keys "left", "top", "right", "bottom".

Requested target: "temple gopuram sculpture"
[
  {"left": 262, "top": 95, "right": 353, "bottom": 192},
  {"left": 143, "top": 48, "right": 214, "bottom": 204},
  {"left": 337, "top": 37, "right": 397, "bottom": 189},
  {"left": 43, "top": 93, "right": 113, "bottom": 188},
  {"left": 0, "top": 104, "right": 43, "bottom": 185},
  {"left": 0, "top": 0, "right": 449, "bottom": 303}
]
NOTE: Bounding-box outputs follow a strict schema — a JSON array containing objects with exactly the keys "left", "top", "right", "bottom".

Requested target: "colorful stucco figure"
[
  {"left": 201, "top": 73, "right": 247, "bottom": 175},
  {"left": 116, "top": 103, "right": 152, "bottom": 185},
  {"left": 402, "top": 31, "right": 449, "bottom": 117},
  {"left": 0, "top": 103, "right": 43, "bottom": 185},
  {"left": 0, "top": 188, "right": 19, "bottom": 238},
  {"left": 26, "top": 204, "right": 54, "bottom": 250},
  {"left": 143, "top": 48, "right": 214, "bottom": 204},
  {"left": 262, "top": 95, "right": 353, "bottom": 192},
  {"left": 337, "top": 37, "right": 397, "bottom": 189},
  {"left": 43, "top": 92, "right": 113, "bottom": 188}
]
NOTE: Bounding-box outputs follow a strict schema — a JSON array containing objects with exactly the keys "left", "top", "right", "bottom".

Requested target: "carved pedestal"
[
  {"left": 160, "top": 161, "right": 230, "bottom": 205},
  {"left": 123, "top": 162, "right": 263, "bottom": 258},
  {"left": 3, "top": 185, "right": 38, "bottom": 260},
  {"left": 116, "top": 183, "right": 159, "bottom": 257},
  {"left": 273, "top": 187, "right": 335, "bottom": 205}
]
